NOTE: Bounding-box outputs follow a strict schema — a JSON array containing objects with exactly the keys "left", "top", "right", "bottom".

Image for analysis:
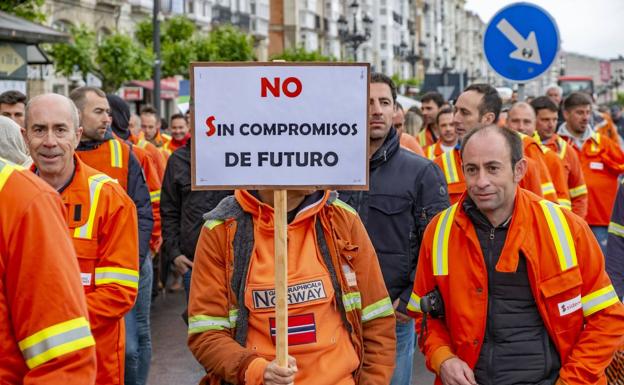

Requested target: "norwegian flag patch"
[{"left": 269, "top": 313, "right": 317, "bottom": 346}]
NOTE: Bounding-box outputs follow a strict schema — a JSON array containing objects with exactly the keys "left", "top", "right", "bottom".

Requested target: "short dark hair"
[
  {"left": 421, "top": 91, "right": 445, "bottom": 107},
  {"left": 371, "top": 72, "right": 396, "bottom": 103},
  {"left": 69, "top": 86, "right": 106, "bottom": 112},
  {"left": 530, "top": 96, "right": 559, "bottom": 114},
  {"left": 563, "top": 92, "right": 592, "bottom": 112},
  {"left": 461, "top": 124, "right": 523, "bottom": 168},
  {"left": 140, "top": 105, "right": 158, "bottom": 116},
  {"left": 170, "top": 113, "right": 185, "bottom": 123},
  {"left": 435, "top": 106, "right": 454, "bottom": 125},
  {"left": 464, "top": 83, "right": 502, "bottom": 122},
  {"left": 0, "top": 90, "right": 26, "bottom": 105}
]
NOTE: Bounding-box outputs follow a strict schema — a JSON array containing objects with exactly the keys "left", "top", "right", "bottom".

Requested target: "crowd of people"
[{"left": 0, "top": 72, "right": 623, "bottom": 385}]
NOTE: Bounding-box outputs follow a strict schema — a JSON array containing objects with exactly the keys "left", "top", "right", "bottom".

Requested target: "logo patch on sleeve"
[
  {"left": 252, "top": 280, "right": 327, "bottom": 309},
  {"left": 269, "top": 313, "right": 316, "bottom": 346},
  {"left": 558, "top": 295, "right": 581, "bottom": 316}
]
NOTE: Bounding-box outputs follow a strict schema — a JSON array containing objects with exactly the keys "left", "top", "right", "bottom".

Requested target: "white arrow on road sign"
[{"left": 496, "top": 19, "right": 542, "bottom": 65}]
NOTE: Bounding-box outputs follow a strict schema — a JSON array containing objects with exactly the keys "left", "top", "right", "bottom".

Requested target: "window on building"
[
  {"left": 381, "top": 60, "right": 387, "bottom": 73},
  {"left": 186, "top": 0, "right": 194, "bottom": 14},
  {"left": 381, "top": 25, "right": 387, "bottom": 40},
  {"left": 97, "top": 27, "right": 111, "bottom": 45},
  {"left": 52, "top": 19, "right": 72, "bottom": 33}
]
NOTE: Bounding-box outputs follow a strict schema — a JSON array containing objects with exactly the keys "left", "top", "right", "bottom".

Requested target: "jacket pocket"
[
  {"left": 73, "top": 238, "right": 98, "bottom": 293},
  {"left": 539, "top": 266, "right": 584, "bottom": 333}
]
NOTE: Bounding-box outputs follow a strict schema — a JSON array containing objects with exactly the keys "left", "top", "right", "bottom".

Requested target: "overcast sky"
[{"left": 464, "top": 0, "right": 624, "bottom": 60}]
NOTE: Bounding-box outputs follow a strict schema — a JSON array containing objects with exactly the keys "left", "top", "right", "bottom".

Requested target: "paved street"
[{"left": 148, "top": 290, "right": 435, "bottom": 385}]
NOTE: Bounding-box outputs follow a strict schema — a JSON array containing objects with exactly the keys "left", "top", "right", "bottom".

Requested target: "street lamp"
[{"left": 337, "top": 1, "right": 373, "bottom": 60}]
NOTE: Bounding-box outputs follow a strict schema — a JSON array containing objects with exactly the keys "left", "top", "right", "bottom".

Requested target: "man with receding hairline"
[
  {"left": 23, "top": 93, "right": 138, "bottom": 385},
  {"left": 408, "top": 124, "right": 624, "bottom": 385}
]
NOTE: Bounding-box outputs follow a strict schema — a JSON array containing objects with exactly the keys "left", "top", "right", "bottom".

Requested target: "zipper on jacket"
[{"left": 486, "top": 226, "right": 495, "bottom": 385}]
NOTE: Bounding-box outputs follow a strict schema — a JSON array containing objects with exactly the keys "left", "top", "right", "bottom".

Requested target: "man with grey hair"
[
  {"left": 545, "top": 84, "right": 564, "bottom": 128},
  {"left": 23, "top": 93, "right": 139, "bottom": 385}
]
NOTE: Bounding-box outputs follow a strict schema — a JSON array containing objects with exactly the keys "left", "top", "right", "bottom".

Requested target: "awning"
[
  {"left": 128, "top": 79, "right": 178, "bottom": 92},
  {"left": 0, "top": 11, "right": 69, "bottom": 44}
]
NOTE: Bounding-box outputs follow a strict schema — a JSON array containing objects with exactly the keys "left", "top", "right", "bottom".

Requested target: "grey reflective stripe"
[
  {"left": 188, "top": 316, "right": 231, "bottom": 332},
  {"left": 608, "top": 221, "right": 624, "bottom": 238},
  {"left": 229, "top": 309, "right": 239, "bottom": 327},
  {"left": 21, "top": 325, "right": 91, "bottom": 361},
  {"left": 408, "top": 295, "right": 421, "bottom": 312},
  {"left": 361, "top": 297, "right": 394, "bottom": 322},
  {"left": 542, "top": 201, "right": 575, "bottom": 270},
  {"left": 95, "top": 271, "right": 139, "bottom": 285},
  {"left": 445, "top": 151, "right": 457, "bottom": 182},
  {"left": 582, "top": 287, "right": 619, "bottom": 317}
]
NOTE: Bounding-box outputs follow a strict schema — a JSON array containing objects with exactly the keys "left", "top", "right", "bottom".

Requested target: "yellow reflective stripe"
[
  {"left": 331, "top": 198, "right": 357, "bottom": 215},
  {"left": 342, "top": 292, "right": 362, "bottom": 311},
  {"left": 556, "top": 137, "right": 568, "bottom": 160},
  {"left": 150, "top": 189, "right": 161, "bottom": 203},
  {"left": 18, "top": 316, "right": 94, "bottom": 369},
  {"left": 137, "top": 139, "right": 148, "bottom": 149},
  {"left": 0, "top": 159, "right": 23, "bottom": 192},
  {"left": 432, "top": 204, "right": 458, "bottom": 276},
  {"left": 538, "top": 200, "right": 578, "bottom": 271},
  {"left": 361, "top": 297, "right": 394, "bottom": 322},
  {"left": 541, "top": 182, "right": 556, "bottom": 196},
  {"left": 582, "top": 285, "right": 619, "bottom": 317},
  {"left": 441, "top": 151, "right": 459, "bottom": 184},
  {"left": 418, "top": 130, "right": 427, "bottom": 147},
  {"left": 569, "top": 184, "right": 588, "bottom": 198},
  {"left": 407, "top": 292, "right": 422, "bottom": 313},
  {"left": 73, "top": 174, "right": 115, "bottom": 239},
  {"left": 204, "top": 219, "right": 224, "bottom": 230},
  {"left": 558, "top": 199, "right": 572, "bottom": 210},
  {"left": 109, "top": 139, "right": 123, "bottom": 168},
  {"left": 229, "top": 309, "right": 239, "bottom": 328},
  {"left": 608, "top": 221, "right": 624, "bottom": 238},
  {"left": 188, "top": 315, "right": 231, "bottom": 334},
  {"left": 95, "top": 267, "right": 139, "bottom": 289},
  {"left": 590, "top": 133, "right": 601, "bottom": 152},
  {"left": 426, "top": 146, "right": 435, "bottom": 160}
]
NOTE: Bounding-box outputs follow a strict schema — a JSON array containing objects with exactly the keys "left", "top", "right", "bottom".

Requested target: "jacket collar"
[
  {"left": 558, "top": 122, "right": 595, "bottom": 149},
  {"left": 370, "top": 127, "right": 400, "bottom": 170}
]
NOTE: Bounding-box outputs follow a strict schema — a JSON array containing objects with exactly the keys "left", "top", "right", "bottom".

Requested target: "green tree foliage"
[
  {"left": 162, "top": 15, "right": 196, "bottom": 43},
  {"left": 95, "top": 34, "right": 153, "bottom": 93},
  {"left": 134, "top": 19, "right": 153, "bottom": 48},
  {"left": 48, "top": 24, "right": 96, "bottom": 81},
  {"left": 270, "top": 46, "right": 334, "bottom": 62},
  {"left": 0, "top": 0, "right": 46, "bottom": 23},
  {"left": 193, "top": 25, "right": 254, "bottom": 63}
]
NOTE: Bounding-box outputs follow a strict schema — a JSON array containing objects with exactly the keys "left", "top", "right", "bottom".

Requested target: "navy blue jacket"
[
  {"left": 606, "top": 181, "right": 624, "bottom": 300},
  {"left": 338, "top": 127, "right": 449, "bottom": 314},
  {"left": 77, "top": 132, "right": 153, "bottom": 265}
]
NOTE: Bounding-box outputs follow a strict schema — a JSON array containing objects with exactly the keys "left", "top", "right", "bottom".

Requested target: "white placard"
[{"left": 191, "top": 63, "right": 369, "bottom": 190}]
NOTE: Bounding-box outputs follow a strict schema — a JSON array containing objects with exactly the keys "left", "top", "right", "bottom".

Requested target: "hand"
[
  {"left": 173, "top": 254, "right": 194, "bottom": 274},
  {"left": 393, "top": 298, "right": 412, "bottom": 324},
  {"left": 440, "top": 357, "right": 477, "bottom": 385},
  {"left": 263, "top": 356, "right": 298, "bottom": 385}
]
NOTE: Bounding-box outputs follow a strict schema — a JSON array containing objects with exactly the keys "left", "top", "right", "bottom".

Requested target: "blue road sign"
[{"left": 483, "top": 2, "right": 560, "bottom": 82}]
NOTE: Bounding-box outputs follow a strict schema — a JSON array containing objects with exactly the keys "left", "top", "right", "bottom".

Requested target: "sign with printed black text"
[{"left": 191, "top": 63, "right": 370, "bottom": 190}]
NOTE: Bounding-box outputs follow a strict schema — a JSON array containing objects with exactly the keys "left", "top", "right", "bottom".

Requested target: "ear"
[
  {"left": 21, "top": 126, "right": 28, "bottom": 143},
  {"left": 481, "top": 112, "right": 495, "bottom": 125},
  {"left": 562, "top": 109, "right": 569, "bottom": 121},
  {"left": 74, "top": 126, "right": 83, "bottom": 148},
  {"left": 513, "top": 158, "right": 528, "bottom": 184}
]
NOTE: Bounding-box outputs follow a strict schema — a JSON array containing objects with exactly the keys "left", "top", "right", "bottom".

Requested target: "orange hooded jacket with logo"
[
  {"left": 407, "top": 188, "right": 624, "bottom": 385},
  {"left": 540, "top": 142, "right": 571, "bottom": 209},
  {"left": 560, "top": 132, "right": 624, "bottom": 226},
  {"left": 188, "top": 190, "right": 396, "bottom": 385},
  {"left": 58, "top": 156, "right": 139, "bottom": 385},
  {"left": 541, "top": 134, "right": 588, "bottom": 218},
  {"left": 0, "top": 158, "right": 96, "bottom": 384}
]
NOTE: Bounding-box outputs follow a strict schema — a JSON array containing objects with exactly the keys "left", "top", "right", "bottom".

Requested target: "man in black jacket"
[
  {"left": 160, "top": 139, "right": 232, "bottom": 301},
  {"left": 338, "top": 73, "right": 449, "bottom": 385}
]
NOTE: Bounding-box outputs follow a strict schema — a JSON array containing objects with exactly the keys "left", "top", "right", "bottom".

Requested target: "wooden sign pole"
[{"left": 273, "top": 189, "right": 288, "bottom": 367}]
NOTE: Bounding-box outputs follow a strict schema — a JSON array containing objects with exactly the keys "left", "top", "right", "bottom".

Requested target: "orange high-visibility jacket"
[
  {"left": 131, "top": 134, "right": 167, "bottom": 181},
  {"left": 60, "top": 156, "right": 139, "bottom": 385},
  {"left": 520, "top": 134, "right": 558, "bottom": 203},
  {"left": 188, "top": 190, "right": 396, "bottom": 385},
  {"left": 542, "top": 134, "right": 588, "bottom": 219},
  {"left": 541, "top": 143, "right": 571, "bottom": 209},
  {"left": 0, "top": 158, "right": 96, "bottom": 384},
  {"left": 141, "top": 131, "right": 172, "bottom": 159},
  {"left": 417, "top": 125, "right": 438, "bottom": 147},
  {"left": 78, "top": 137, "right": 130, "bottom": 190},
  {"left": 130, "top": 143, "right": 162, "bottom": 253},
  {"left": 560, "top": 132, "right": 624, "bottom": 226},
  {"left": 408, "top": 188, "right": 624, "bottom": 385},
  {"left": 400, "top": 132, "right": 425, "bottom": 156},
  {"left": 424, "top": 142, "right": 444, "bottom": 160},
  {"left": 433, "top": 148, "right": 465, "bottom": 204}
]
